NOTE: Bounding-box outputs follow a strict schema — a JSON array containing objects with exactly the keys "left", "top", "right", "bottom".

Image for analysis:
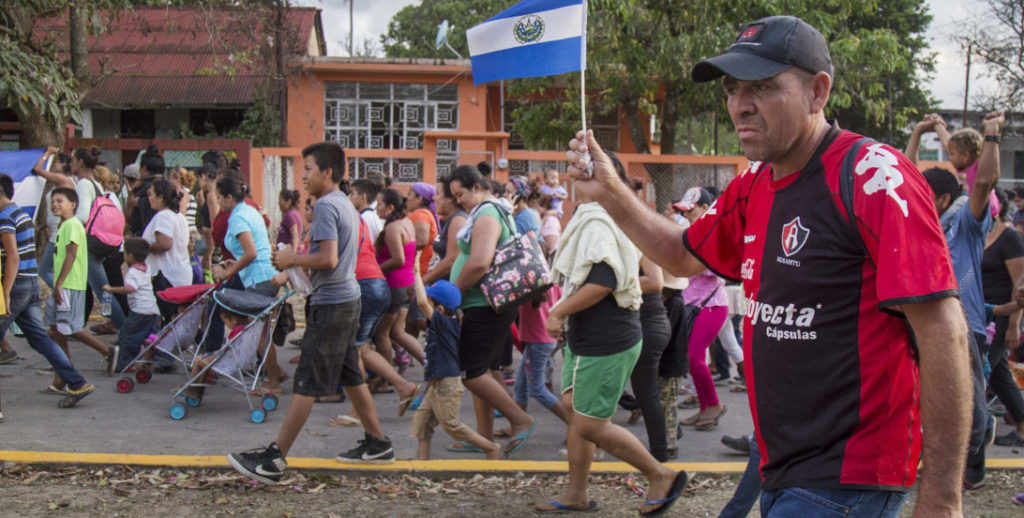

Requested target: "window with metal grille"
[{"left": 324, "top": 82, "right": 458, "bottom": 182}]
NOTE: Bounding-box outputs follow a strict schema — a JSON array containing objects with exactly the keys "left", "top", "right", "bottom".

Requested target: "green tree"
[
  {"left": 382, "top": 0, "right": 935, "bottom": 170},
  {"left": 1, "top": 1, "right": 131, "bottom": 148},
  {"left": 382, "top": 0, "right": 514, "bottom": 58}
]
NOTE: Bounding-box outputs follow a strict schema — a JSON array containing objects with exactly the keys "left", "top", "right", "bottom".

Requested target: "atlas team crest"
[{"left": 781, "top": 217, "right": 810, "bottom": 257}]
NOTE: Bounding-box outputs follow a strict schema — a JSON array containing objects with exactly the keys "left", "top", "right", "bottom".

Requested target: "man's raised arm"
[{"left": 565, "top": 130, "right": 705, "bottom": 278}]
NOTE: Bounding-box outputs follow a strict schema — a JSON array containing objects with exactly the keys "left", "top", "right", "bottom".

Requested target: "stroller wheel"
[
  {"left": 261, "top": 395, "right": 279, "bottom": 412},
  {"left": 116, "top": 378, "right": 134, "bottom": 393},
  {"left": 170, "top": 402, "right": 187, "bottom": 420},
  {"left": 135, "top": 369, "right": 152, "bottom": 384},
  {"left": 249, "top": 408, "right": 267, "bottom": 424},
  {"left": 185, "top": 396, "right": 202, "bottom": 408}
]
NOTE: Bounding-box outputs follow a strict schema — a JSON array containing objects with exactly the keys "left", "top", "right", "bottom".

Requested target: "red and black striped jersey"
[{"left": 684, "top": 123, "right": 957, "bottom": 491}]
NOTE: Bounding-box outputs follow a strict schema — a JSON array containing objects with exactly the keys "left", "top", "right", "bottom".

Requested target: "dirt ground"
[{"left": 2, "top": 463, "right": 1023, "bottom": 517}]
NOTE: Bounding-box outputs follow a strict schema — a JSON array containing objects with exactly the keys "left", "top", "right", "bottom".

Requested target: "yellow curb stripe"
[
  {"left": 0, "top": 450, "right": 746, "bottom": 473},
  {"left": 4, "top": 450, "right": 1023, "bottom": 473}
]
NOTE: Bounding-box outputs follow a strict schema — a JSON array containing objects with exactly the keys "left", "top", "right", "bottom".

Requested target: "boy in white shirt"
[{"left": 104, "top": 238, "right": 161, "bottom": 371}]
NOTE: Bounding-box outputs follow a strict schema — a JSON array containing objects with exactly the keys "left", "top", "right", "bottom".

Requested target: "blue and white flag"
[
  {"left": 467, "top": 0, "right": 586, "bottom": 86},
  {"left": 0, "top": 149, "right": 47, "bottom": 218}
]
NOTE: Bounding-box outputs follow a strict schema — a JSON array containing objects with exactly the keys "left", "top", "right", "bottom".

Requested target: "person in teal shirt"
[{"left": 211, "top": 175, "right": 279, "bottom": 294}]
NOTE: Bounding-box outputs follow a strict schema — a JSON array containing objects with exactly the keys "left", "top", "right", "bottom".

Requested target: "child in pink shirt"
[{"left": 512, "top": 285, "right": 568, "bottom": 423}]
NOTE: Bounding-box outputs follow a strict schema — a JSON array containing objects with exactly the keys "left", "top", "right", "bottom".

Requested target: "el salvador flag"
[
  {"left": 467, "top": 0, "right": 585, "bottom": 86},
  {"left": 0, "top": 149, "right": 48, "bottom": 219}
]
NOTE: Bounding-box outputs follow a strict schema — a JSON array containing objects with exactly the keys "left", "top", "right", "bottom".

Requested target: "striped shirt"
[{"left": 0, "top": 203, "right": 37, "bottom": 277}]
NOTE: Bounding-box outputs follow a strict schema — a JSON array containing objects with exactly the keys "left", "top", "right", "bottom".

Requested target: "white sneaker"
[{"left": 0, "top": 410, "right": 5, "bottom": 423}]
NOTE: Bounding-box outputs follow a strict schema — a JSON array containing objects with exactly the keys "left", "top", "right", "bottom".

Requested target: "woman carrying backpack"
[{"left": 70, "top": 148, "right": 125, "bottom": 335}]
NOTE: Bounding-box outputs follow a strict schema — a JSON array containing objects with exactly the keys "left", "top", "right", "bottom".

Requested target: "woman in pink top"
[
  {"left": 374, "top": 188, "right": 424, "bottom": 366},
  {"left": 677, "top": 187, "right": 729, "bottom": 430}
]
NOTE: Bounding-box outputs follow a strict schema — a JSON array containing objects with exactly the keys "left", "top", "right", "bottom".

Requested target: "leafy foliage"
[
  {"left": 384, "top": 0, "right": 936, "bottom": 152},
  {"left": 0, "top": 37, "right": 83, "bottom": 127},
  {"left": 381, "top": 0, "right": 513, "bottom": 59}
]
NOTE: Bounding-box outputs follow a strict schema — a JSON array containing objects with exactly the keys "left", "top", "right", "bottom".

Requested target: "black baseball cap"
[{"left": 691, "top": 15, "right": 833, "bottom": 83}]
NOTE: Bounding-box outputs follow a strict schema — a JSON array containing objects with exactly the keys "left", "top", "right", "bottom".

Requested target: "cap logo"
[
  {"left": 737, "top": 24, "right": 764, "bottom": 42},
  {"left": 681, "top": 187, "right": 700, "bottom": 205}
]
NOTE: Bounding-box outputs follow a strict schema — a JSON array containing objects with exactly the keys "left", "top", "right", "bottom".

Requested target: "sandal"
[
  {"left": 445, "top": 441, "right": 484, "bottom": 454},
  {"left": 730, "top": 385, "right": 747, "bottom": 393},
  {"left": 40, "top": 384, "right": 66, "bottom": 395},
  {"left": 503, "top": 418, "right": 538, "bottom": 458},
  {"left": 397, "top": 384, "right": 421, "bottom": 417},
  {"left": 534, "top": 500, "right": 598, "bottom": 514},
  {"left": 328, "top": 415, "right": 361, "bottom": 427},
  {"left": 680, "top": 411, "right": 703, "bottom": 426},
  {"left": 695, "top": 406, "right": 727, "bottom": 431},
  {"left": 639, "top": 471, "right": 688, "bottom": 517},
  {"left": 90, "top": 322, "right": 118, "bottom": 335}
]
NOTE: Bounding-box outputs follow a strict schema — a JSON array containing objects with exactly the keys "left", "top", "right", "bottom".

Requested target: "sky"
[{"left": 299, "top": 0, "right": 997, "bottom": 110}]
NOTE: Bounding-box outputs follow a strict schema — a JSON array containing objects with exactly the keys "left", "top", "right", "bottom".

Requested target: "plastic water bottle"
[
  {"left": 100, "top": 292, "right": 112, "bottom": 317},
  {"left": 277, "top": 244, "right": 312, "bottom": 297}
]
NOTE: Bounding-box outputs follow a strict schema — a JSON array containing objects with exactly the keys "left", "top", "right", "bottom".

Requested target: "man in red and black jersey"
[{"left": 565, "top": 15, "right": 970, "bottom": 518}]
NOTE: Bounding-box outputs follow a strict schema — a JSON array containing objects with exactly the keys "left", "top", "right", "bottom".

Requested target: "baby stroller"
[
  {"left": 168, "top": 288, "right": 292, "bottom": 424},
  {"left": 115, "top": 283, "right": 219, "bottom": 393}
]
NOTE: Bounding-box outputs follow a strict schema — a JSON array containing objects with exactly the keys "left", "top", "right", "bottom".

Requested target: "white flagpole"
[
  {"left": 580, "top": 0, "right": 588, "bottom": 136},
  {"left": 581, "top": 0, "right": 593, "bottom": 175}
]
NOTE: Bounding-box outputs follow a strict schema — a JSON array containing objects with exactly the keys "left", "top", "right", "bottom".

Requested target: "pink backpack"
[{"left": 84, "top": 179, "right": 124, "bottom": 258}]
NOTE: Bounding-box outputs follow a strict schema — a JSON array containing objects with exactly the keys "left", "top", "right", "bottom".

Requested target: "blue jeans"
[
  {"left": 0, "top": 276, "right": 86, "bottom": 389},
  {"left": 760, "top": 487, "right": 908, "bottom": 518},
  {"left": 39, "top": 241, "right": 55, "bottom": 287},
  {"left": 965, "top": 331, "right": 990, "bottom": 484},
  {"left": 719, "top": 436, "right": 761, "bottom": 518},
  {"left": 356, "top": 278, "right": 390, "bottom": 345},
  {"left": 87, "top": 251, "right": 124, "bottom": 328},
  {"left": 513, "top": 341, "right": 559, "bottom": 409},
  {"left": 116, "top": 312, "right": 161, "bottom": 371}
]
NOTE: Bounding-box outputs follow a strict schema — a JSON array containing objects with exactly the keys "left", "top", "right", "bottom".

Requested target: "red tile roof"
[{"left": 36, "top": 6, "right": 323, "bottom": 108}]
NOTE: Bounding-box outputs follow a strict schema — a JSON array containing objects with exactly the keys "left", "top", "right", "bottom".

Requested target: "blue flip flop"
[
  {"left": 534, "top": 500, "right": 598, "bottom": 514},
  {"left": 445, "top": 441, "right": 484, "bottom": 454},
  {"left": 502, "top": 418, "right": 538, "bottom": 458},
  {"left": 640, "top": 470, "right": 689, "bottom": 517}
]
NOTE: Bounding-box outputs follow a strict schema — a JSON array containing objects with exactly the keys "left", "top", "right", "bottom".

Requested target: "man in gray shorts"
[{"left": 227, "top": 142, "right": 393, "bottom": 485}]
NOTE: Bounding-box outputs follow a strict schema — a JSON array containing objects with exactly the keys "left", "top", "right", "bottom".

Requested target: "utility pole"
[
  {"left": 349, "top": 0, "right": 354, "bottom": 57},
  {"left": 963, "top": 43, "right": 972, "bottom": 127}
]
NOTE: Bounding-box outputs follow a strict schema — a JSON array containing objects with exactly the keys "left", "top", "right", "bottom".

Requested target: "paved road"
[{"left": 0, "top": 328, "right": 1019, "bottom": 466}]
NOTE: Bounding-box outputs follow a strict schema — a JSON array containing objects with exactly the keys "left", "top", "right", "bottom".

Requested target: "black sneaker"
[
  {"left": 721, "top": 434, "right": 751, "bottom": 455},
  {"left": 227, "top": 443, "right": 287, "bottom": 484},
  {"left": 337, "top": 434, "right": 394, "bottom": 464},
  {"left": 0, "top": 351, "right": 17, "bottom": 365},
  {"left": 994, "top": 430, "right": 1024, "bottom": 447}
]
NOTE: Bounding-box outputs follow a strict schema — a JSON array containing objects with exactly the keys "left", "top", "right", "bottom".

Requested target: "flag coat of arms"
[{"left": 466, "top": 0, "right": 585, "bottom": 85}]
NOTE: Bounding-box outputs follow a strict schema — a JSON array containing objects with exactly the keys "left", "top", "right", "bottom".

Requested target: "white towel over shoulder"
[{"left": 551, "top": 202, "right": 641, "bottom": 311}]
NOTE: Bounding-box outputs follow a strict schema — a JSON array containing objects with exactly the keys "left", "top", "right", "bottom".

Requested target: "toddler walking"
[
  {"left": 411, "top": 255, "right": 500, "bottom": 460},
  {"left": 104, "top": 238, "right": 161, "bottom": 372}
]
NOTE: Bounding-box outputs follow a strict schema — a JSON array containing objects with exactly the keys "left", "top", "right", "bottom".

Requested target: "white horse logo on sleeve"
[{"left": 854, "top": 144, "right": 909, "bottom": 217}]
